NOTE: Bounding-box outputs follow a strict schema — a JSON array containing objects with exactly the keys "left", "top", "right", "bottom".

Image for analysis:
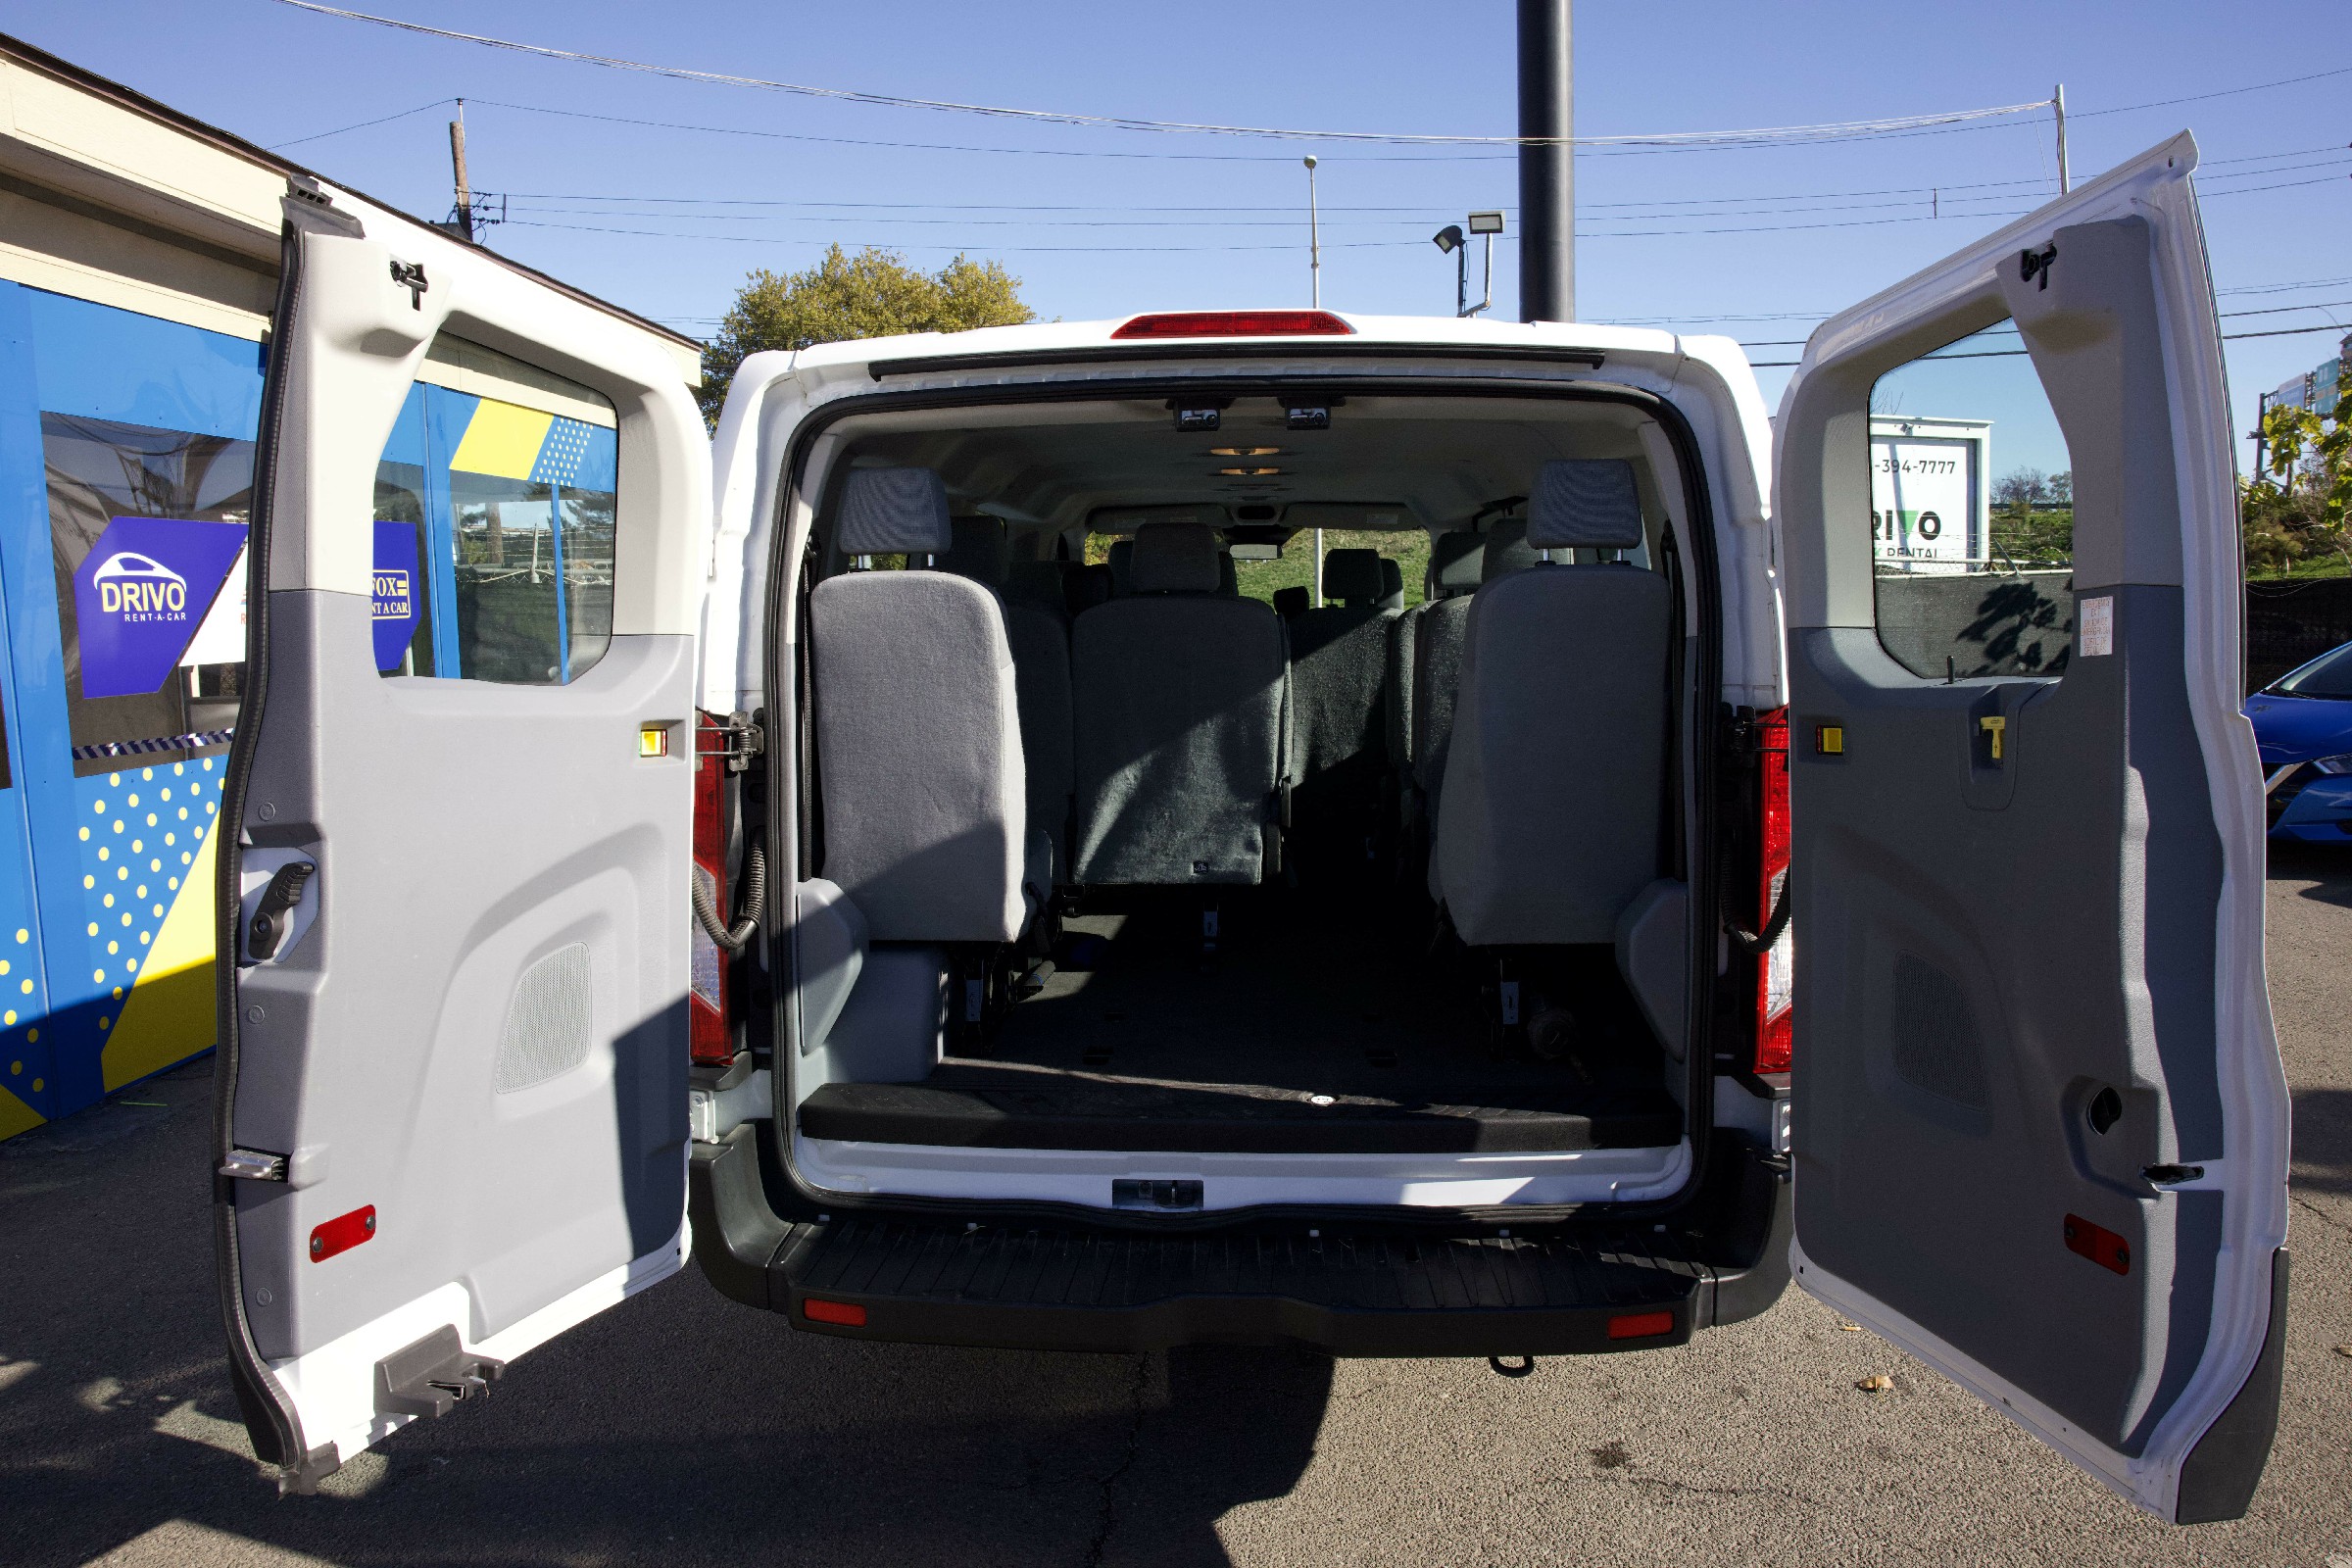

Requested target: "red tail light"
[
  {"left": 689, "top": 710, "right": 734, "bottom": 1067},
  {"left": 803, "top": 1298, "right": 867, "bottom": 1327},
  {"left": 1753, "top": 708, "right": 1792, "bottom": 1074},
  {"left": 1110, "top": 310, "right": 1354, "bottom": 340},
  {"left": 1606, "top": 1309, "right": 1676, "bottom": 1341}
]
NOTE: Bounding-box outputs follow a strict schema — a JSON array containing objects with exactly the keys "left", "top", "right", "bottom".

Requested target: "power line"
[
  {"left": 2073, "top": 62, "right": 2352, "bottom": 118},
  {"left": 1735, "top": 300, "right": 2352, "bottom": 348},
  {"left": 268, "top": 95, "right": 452, "bottom": 148},
  {"left": 499, "top": 219, "right": 1430, "bottom": 253},
  {"left": 490, "top": 161, "right": 2343, "bottom": 232},
  {"left": 270, "top": 0, "right": 2052, "bottom": 148},
  {"left": 1746, "top": 319, "right": 2352, "bottom": 368}
]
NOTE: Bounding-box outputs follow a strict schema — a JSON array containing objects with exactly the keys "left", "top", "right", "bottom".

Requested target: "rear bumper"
[{"left": 688, "top": 1126, "right": 1790, "bottom": 1357}]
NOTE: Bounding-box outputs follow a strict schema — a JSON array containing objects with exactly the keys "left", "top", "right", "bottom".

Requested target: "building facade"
[{"left": 0, "top": 36, "right": 699, "bottom": 1139}]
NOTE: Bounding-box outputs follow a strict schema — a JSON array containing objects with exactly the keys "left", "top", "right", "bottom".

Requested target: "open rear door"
[
  {"left": 1775, "top": 135, "right": 2290, "bottom": 1523},
  {"left": 214, "top": 185, "right": 709, "bottom": 1488}
]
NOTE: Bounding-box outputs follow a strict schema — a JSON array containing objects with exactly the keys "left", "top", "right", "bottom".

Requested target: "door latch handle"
[
  {"left": 248, "top": 861, "right": 316, "bottom": 961},
  {"left": 1979, "top": 714, "right": 2007, "bottom": 763}
]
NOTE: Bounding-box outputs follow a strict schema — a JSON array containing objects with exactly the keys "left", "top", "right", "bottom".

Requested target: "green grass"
[{"left": 1086, "top": 528, "right": 1432, "bottom": 609}]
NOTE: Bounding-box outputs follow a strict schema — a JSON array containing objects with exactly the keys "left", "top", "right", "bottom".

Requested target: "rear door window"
[
  {"left": 371, "top": 336, "right": 618, "bottom": 683},
  {"left": 1869, "top": 318, "right": 2074, "bottom": 679}
]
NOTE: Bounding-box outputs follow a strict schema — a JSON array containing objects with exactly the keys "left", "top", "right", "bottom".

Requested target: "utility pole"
[
  {"left": 1517, "top": 0, "right": 1573, "bottom": 322},
  {"left": 1304, "top": 156, "right": 1321, "bottom": 308},
  {"left": 2053, "top": 84, "right": 2070, "bottom": 195},
  {"left": 449, "top": 98, "right": 474, "bottom": 242}
]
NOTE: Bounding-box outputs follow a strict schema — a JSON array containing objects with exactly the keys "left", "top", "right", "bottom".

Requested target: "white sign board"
[{"left": 1870, "top": 417, "right": 1987, "bottom": 574}]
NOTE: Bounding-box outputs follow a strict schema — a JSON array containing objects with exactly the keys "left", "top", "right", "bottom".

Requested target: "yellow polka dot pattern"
[{"left": 58, "top": 762, "right": 218, "bottom": 1031}]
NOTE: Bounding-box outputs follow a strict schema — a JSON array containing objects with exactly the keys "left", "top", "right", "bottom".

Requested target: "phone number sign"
[{"left": 1870, "top": 437, "right": 1977, "bottom": 566}]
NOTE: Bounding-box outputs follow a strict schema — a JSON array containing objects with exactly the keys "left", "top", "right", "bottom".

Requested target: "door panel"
[
  {"left": 216, "top": 189, "right": 708, "bottom": 1488},
  {"left": 1776, "top": 136, "right": 2289, "bottom": 1521}
]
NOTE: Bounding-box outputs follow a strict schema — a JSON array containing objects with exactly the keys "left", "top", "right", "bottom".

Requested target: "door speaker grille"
[
  {"left": 1888, "top": 953, "right": 1989, "bottom": 1109},
  {"left": 494, "top": 942, "right": 594, "bottom": 1094}
]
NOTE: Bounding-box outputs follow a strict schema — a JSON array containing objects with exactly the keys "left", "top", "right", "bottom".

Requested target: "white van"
[{"left": 215, "top": 135, "right": 2290, "bottom": 1524}]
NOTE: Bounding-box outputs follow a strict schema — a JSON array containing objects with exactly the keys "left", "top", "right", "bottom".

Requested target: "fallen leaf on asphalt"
[
  {"left": 1837, "top": 1322, "right": 1861, "bottom": 1332},
  {"left": 1856, "top": 1374, "right": 1894, "bottom": 1394},
  {"left": 2334, "top": 1344, "right": 2352, "bottom": 1359}
]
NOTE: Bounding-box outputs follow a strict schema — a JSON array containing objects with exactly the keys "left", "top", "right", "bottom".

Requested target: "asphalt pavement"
[{"left": 2, "top": 844, "right": 2348, "bottom": 1567}]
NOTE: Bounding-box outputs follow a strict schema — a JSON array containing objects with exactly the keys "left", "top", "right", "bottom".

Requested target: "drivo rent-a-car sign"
[
  {"left": 73, "top": 515, "right": 248, "bottom": 698},
  {"left": 1868, "top": 416, "right": 1987, "bottom": 574}
]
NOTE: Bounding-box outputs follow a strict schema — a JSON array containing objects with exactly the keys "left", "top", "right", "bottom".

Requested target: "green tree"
[
  {"left": 696, "top": 245, "right": 1036, "bottom": 419},
  {"left": 2243, "top": 366, "right": 2352, "bottom": 576}
]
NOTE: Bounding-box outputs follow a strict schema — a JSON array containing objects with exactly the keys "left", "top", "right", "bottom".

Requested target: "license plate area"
[{"left": 1112, "top": 1178, "right": 1204, "bottom": 1212}]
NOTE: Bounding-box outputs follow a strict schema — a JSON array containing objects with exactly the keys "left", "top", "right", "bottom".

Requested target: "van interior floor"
[{"left": 798, "top": 891, "right": 1686, "bottom": 1155}]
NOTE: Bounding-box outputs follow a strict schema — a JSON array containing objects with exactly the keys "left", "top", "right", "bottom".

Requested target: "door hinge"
[
  {"left": 389, "top": 259, "right": 428, "bottom": 310},
  {"left": 219, "top": 1147, "right": 288, "bottom": 1182},
  {"left": 374, "top": 1325, "right": 505, "bottom": 1420},
  {"left": 699, "top": 710, "right": 766, "bottom": 774}
]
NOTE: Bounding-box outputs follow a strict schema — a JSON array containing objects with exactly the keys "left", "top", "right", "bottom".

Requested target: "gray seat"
[
  {"left": 943, "top": 518, "right": 1076, "bottom": 884},
  {"left": 1288, "top": 548, "right": 1398, "bottom": 878},
  {"left": 1401, "top": 526, "right": 1528, "bottom": 869},
  {"left": 1435, "top": 461, "right": 1673, "bottom": 946},
  {"left": 1071, "top": 522, "right": 1288, "bottom": 886},
  {"left": 1386, "top": 531, "right": 1482, "bottom": 780},
  {"left": 810, "top": 469, "right": 1037, "bottom": 942}
]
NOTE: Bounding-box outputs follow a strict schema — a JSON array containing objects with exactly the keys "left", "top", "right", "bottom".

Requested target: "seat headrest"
[
  {"left": 1377, "top": 557, "right": 1404, "bottom": 612},
  {"left": 1128, "top": 522, "right": 1222, "bottom": 594},
  {"left": 1529, "top": 459, "right": 1644, "bottom": 551},
  {"left": 1272, "top": 585, "right": 1310, "bottom": 618},
  {"left": 1481, "top": 518, "right": 1540, "bottom": 582},
  {"left": 1067, "top": 563, "right": 1114, "bottom": 615},
  {"left": 1428, "top": 532, "right": 1484, "bottom": 597},
  {"left": 943, "top": 515, "right": 1009, "bottom": 583},
  {"left": 1321, "top": 548, "right": 1387, "bottom": 606},
  {"left": 838, "top": 466, "right": 953, "bottom": 557},
  {"left": 1004, "top": 560, "right": 1066, "bottom": 612}
]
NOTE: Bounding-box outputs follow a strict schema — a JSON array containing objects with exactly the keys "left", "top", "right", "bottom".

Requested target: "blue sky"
[{"left": 11, "top": 1, "right": 2346, "bottom": 458}]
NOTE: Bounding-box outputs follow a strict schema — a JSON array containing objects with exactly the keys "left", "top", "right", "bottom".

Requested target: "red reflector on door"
[
  {"left": 2063, "top": 1213, "right": 2131, "bottom": 1276},
  {"left": 1606, "top": 1309, "right": 1676, "bottom": 1340},
  {"left": 1110, "top": 310, "right": 1353, "bottom": 340},
  {"left": 309, "top": 1204, "right": 376, "bottom": 1263},
  {"left": 802, "top": 1297, "right": 867, "bottom": 1327}
]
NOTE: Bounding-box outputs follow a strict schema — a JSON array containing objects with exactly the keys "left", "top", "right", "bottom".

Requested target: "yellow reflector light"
[{"left": 639, "top": 725, "right": 669, "bottom": 759}]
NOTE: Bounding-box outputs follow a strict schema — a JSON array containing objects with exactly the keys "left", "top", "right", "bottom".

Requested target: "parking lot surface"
[{"left": 2, "top": 845, "right": 2347, "bottom": 1568}]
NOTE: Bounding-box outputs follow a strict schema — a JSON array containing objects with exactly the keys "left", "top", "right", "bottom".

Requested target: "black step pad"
[
  {"left": 799, "top": 1064, "right": 1681, "bottom": 1154},
  {"left": 780, "top": 1216, "right": 1709, "bottom": 1355}
]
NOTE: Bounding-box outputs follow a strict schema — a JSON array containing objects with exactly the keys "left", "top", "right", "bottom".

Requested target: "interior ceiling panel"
[{"left": 833, "top": 394, "right": 1658, "bottom": 538}]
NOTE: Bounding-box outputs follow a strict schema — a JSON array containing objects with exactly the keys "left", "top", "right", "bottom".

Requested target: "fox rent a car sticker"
[
  {"left": 371, "top": 519, "right": 420, "bottom": 670},
  {"left": 73, "top": 516, "right": 248, "bottom": 699}
]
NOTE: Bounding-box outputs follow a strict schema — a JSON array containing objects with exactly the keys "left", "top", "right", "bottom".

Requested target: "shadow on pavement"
[
  {"left": 0, "top": 1057, "right": 1331, "bottom": 1568},
  {"left": 2268, "top": 838, "right": 2352, "bottom": 909}
]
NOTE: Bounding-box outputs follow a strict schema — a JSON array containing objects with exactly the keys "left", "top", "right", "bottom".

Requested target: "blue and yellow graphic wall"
[{"left": 0, "top": 280, "right": 620, "bottom": 1140}]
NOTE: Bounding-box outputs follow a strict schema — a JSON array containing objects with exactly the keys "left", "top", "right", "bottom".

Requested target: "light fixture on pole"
[
  {"left": 1434, "top": 213, "right": 1504, "bottom": 318},
  {"left": 1304, "top": 156, "right": 1322, "bottom": 308},
  {"left": 1433, "top": 224, "right": 1466, "bottom": 316},
  {"left": 1465, "top": 211, "right": 1503, "bottom": 318}
]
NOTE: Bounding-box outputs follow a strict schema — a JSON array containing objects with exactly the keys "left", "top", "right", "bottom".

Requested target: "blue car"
[{"left": 2245, "top": 640, "right": 2352, "bottom": 841}]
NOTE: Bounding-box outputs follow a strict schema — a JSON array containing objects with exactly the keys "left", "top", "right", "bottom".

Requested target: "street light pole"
[
  {"left": 1517, "top": 0, "right": 1573, "bottom": 321},
  {"left": 2053, "top": 83, "right": 2071, "bottom": 195},
  {"left": 1304, "top": 155, "right": 1321, "bottom": 308}
]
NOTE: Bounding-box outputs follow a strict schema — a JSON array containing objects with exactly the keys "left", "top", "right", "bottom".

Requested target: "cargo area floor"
[{"left": 798, "top": 894, "right": 1684, "bottom": 1155}]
